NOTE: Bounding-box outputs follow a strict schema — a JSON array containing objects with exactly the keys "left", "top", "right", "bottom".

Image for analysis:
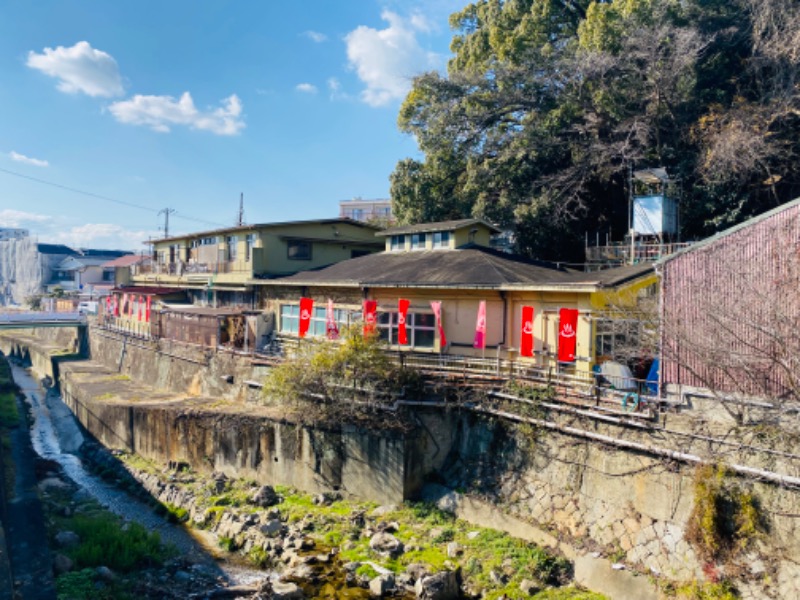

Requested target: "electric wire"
[{"left": 0, "top": 166, "right": 228, "bottom": 229}]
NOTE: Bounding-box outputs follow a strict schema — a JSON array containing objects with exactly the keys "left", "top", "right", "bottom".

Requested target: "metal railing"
[
  {"left": 135, "top": 261, "right": 252, "bottom": 276},
  {"left": 585, "top": 241, "right": 692, "bottom": 265},
  {"left": 98, "top": 314, "right": 153, "bottom": 340}
]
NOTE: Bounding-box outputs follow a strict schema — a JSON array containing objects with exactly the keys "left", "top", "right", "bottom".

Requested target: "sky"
[{"left": 0, "top": 0, "right": 466, "bottom": 250}]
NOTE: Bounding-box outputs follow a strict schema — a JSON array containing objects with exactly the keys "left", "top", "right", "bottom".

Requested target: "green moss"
[
  {"left": 0, "top": 391, "right": 19, "bottom": 427},
  {"left": 355, "top": 564, "right": 379, "bottom": 579},
  {"left": 674, "top": 580, "right": 739, "bottom": 600},
  {"left": 686, "top": 465, "right": 766, "bottom": 563},
  {"left": 531, "top": 589, "right": 609, "bottom": 600},
  {"left": 56, "top": 568, "right": 128, "bottom": 600},
  {"left": 62, "top": 513, "right": 176, "bottom": 572}
]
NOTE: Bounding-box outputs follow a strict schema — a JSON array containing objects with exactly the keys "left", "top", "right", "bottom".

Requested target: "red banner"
[
  {"left": 398, "top": 299, "right": 410, "bottom": 345},
  {"left": 113, "top": 295, "right": 119, "bottom": 316},
  {"left": 363, "top": 299, "right": 377, "bottom": 336},
  {"left": 520, "top": 305, "right": 535, "bottom": 357},
  {"left": 298, "top": 297, "right": 313, "bottom": 338},
  {"left": 145, "top": 295, "right": 152, "bottom": 323},
  {"left": 137, "top": 295, "right": 144, "bottom": 322},
  {"left": 473, "top": 300, "right": 486, "bottom": 349},
  {"left": 558, "top": 308, "right": 579, "bottom": 362},
  {"left": 430, "top": 301, "right": 447, "bottom": 349},
  {"left": 326, "top": 299, "right": 339, "bottom": 340}
]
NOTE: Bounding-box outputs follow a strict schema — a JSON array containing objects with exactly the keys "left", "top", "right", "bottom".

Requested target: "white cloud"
[
  {"left": 51, "top": 223, "right": 152, "bottom": 250},
  {"left": 327, "top": 77, "right": 350, "bottom": 101},
  {"left": 108, "top": 92, "right": 245, "bottom": 135},
  {"left": 26, "top": 41, "right": 124, "bottom": 98},
  {"left": 295, "top": 83, "right": 318, "bottom": 94},
  {"left": 0, "top": 209, "right": 51, "bottom": 227},
  {"left": 304, "top": 30, "right": 327, "bottom": 43},
  {"left": 345, "top": 10, "right": 440, "bottom": 107},
  {"left": 9, "top": 151, "right": 49, "bottom": 167}
]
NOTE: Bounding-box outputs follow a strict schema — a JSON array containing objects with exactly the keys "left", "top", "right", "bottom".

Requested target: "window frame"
[
  {"left": 432, "top": 231, "right": 450, "bottom": 249},
  {"left": 410, "top": 233, "right": 427, "bottom": 250},
  {"left": 390, "top": 235, "right": 406, "bottom": 251},
  {"left": 287, "top": 240, "right": 312, "bottom": 261}
]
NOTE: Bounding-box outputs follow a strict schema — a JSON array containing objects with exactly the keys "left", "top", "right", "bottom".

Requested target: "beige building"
[
  {"left": 260, "top": 219, "right": 656, "bottom": 376},
  {"left": 133, "top": 219, "right": 382, "bottom": 307}
]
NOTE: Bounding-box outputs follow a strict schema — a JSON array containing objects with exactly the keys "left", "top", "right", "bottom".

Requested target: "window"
[
  {"left": 595, "top": 318, "right": 642, "bottom": 362},
  {"left": 377, "top": 311, "right": 435, "bottom": 348},
  {"left": 390, "top": 235, "right": 405, "bottom": 251},
  {"left": 410, "top": 233, "right": 426, "bottom": 250},
  {"left": 245, "top": 234, "right": 257, "bottom": 261},
  {"left": 226, "top": 235, "right": 237, "bottom": 261},
  {"left": 102, "top": 269, "right": 115, "bottom": 282},
  {"left": 287, "top": 240, "right": 312, "bottom": 260},
  {"left": 280, "top": 304, "right": 358, "bottom": 336},
  {"left": 432, "top": 231, "right": 450, "bottom": 249},
  {"left": 200, "top": 236, "right": 217, "bottom": 246}
]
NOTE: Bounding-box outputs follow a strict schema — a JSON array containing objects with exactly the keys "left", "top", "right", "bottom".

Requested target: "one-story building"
[{"left": 259, "top": 219, "right": 656, "bottom": 377}]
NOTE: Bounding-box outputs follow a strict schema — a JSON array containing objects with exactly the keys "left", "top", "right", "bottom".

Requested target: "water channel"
[{"left": 10, "top": 362, "right": 268, "bottom": 587}]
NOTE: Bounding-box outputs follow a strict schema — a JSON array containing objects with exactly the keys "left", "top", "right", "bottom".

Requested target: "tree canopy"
[{"left": 391, "top": 0, "right": 800, "bottom": 261}]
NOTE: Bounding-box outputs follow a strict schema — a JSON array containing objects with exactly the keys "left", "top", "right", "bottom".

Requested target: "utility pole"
[
  {"left": 237, "top": 193, "right": 244, "bottom": 226},
  {"left": 158, "top": 208, "right": 175, "bottom": 238}
]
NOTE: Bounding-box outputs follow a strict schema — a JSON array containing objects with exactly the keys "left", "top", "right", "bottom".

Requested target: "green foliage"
[
  {"left": 392, "top": 0, "right": 800, "bottom": 261},
  {"left": 64, "top": 514, "right": 175, "bottom": 572},
  {"left": 218, "top": 536, "right": 237, "bottom": 552},
  {"left": 56, "top": 568, "right": 126, "bottom": 600},
  {"left": 262, "top": 325, "right": 423, "bottom": 415},
  {"left": 674, "top": 579, "right": 740, "bottom": 600},
  {"left": 685, "top": 465, "right": 766, "bottom": 563},
  {"left": 0, "top": 392, "right": 19, "bottom": 428},
  {"left": 355, "top": 564, "right": 380, "bottom": 579},
  {"left": 163, "top": 502, "right": 189, "bottom": 523}
]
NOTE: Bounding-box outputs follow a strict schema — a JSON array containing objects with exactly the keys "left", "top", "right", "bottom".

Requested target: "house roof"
[
  {"left": 57, "top": 256, "right": 118, "bottom": 270},
  {"left": 152, "top": 218, "right": 382, "bottom": 244},
  {"left": 658, "top": 196, "right": 800, "bottom": 265},
  {"left": 264, "top": 245, "right": 653, "bottom": 290},
  {"left": 112, "top": 286, "right": 185, "bottom": 296},
  {"left": 103, "top": 254, "right": 150, "bottom": 268},
  {"left": 37, "top": 243, "right": 76, "bottom": 255},
  {"left": 376, "top": 218, "right": 502, "bottom": 237}
]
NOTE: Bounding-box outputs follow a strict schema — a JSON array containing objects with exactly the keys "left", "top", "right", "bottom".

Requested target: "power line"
[{"left": 0, "top": 166, "right": 228, "bottom": 229}]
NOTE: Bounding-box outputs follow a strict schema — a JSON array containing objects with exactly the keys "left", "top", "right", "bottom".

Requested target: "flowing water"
[{"left": 11, "top": 362, "right": 267, "bottom": 586}]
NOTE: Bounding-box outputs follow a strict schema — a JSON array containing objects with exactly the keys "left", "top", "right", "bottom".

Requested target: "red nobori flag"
[
  {"left": 113, "top": 295, "right": 119, "bottom": 316},
  {"left": 430, "top": 301, "right": 447, "bottom": 349},
  {"left": 398, "top": 298, "right": 410, "bottom": 345},
  {"left": 325, "top": 299, "right": 339, "bottom": 340},
  {"left": 520, "top": 305, "right": 535, "bottom": 357},
  {"left": 138, "top": 295, "right": 144, "bottom": 322},
  {"left": 558, "top": 308, "right": 579, "bottom": 362},
  {"left": 473, "top": 300, "right": 486, "bottom": 349},
  {"left": 298, "top": 297, "right": 314, "bottom": 338},
  {"left": 362, "top": 299, "right": 377, "bottom": 336},
  {"left": 145, "top": 295, "right": 152, "bottom": 323}
]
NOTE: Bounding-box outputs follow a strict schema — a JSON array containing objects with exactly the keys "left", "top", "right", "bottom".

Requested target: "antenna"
[
  {"left": 158, "top": 208, "right": 176, "bottom": 238},
  {"left": 237, "top": 193, "right": 245, "bottom": 226}
]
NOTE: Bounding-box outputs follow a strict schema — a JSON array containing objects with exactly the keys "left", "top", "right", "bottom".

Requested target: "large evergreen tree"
[{"left": 390, "top": 0, "right": 800, "bottom": 261}]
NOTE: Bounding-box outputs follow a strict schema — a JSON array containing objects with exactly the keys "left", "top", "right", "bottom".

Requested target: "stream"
[{"left": 11, "top": 362, "right": 268, "bottom": 587}]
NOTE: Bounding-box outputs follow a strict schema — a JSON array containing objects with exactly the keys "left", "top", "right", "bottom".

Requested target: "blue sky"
[{"left": 0, "top": 0, "right": 465, "bottom": 250}]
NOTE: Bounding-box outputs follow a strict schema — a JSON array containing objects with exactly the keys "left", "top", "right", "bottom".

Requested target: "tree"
[
  {"left": 391, "top": 0, "right": 800, "bottom": 261},
  {"left": 262, "top": 327, "right": 423, "bottom": 423}
]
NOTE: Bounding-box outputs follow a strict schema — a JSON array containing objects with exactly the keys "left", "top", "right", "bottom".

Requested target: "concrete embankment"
[{"left": 8, "top": 324, "right": 800, "bottom": 599}]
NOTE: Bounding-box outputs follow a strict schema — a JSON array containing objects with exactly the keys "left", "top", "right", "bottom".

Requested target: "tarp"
[{"left": 599, "top": 361, "right": 637, "bottom": 391}]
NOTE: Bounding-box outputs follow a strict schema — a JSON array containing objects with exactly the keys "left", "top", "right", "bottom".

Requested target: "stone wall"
[
  {"left": 416, "top": 409, "right": 800, "bottom": 600},
  {"left": 8, "top": 326, "right": 800, "bottom": 599}
]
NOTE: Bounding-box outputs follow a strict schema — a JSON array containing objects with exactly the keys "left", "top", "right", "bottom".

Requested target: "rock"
[
  {"left": 415, "top": 570, "right": 460, "bottom": 600},
  {"left": 489, "top": 570, "right": 506, "bottom": 585},
  {"left": 55, "top": 531, "right": 81, "bottom": 548},
  {"left": 53, "top": 553, "right": 73, "bottom": 575},
  {"left": 250, "top": 485, "right": 279, "bottom": 507},
  {"left": 371, "top": 505, "right": 398, "bottom": 517},
  {"left": 405, "top": 563, "right": 429, "bottom": 582},
  {"left": 282, "top": 564, "right": 316, "bottom": 583},
  {"left": 272, "top": 581, "right": 305, "bottom": 600},
  {"left": 519, "top": 579, "right": 542, "bottom": 595},
  {"left": 369, "top": 532, "right": 404, "bottom": 558},
  {"left": 212, "top": 472, "right": 228, "bottom": 494},
  {"left": 369, "top": 573, "right": 396, "bottom": 597},
  {"left": 174, "top": 570, "right": 192, "bottom": 583},
  {"left": 446, "top": 542, "right": 462, "bottom": 558},
  {"left": 259, "top": 519, "right": 284, "bottom": 537},
  {"left": 466, "top": 531, "right": 481, "bottom": 540},
  {"left": 378, "top": 521, "right": 400, "bottom": 533},
  {"left": 343, "top": 561, "right": 362, "bottom": 573},
  {"left": 95, "top": 566, "right": 116, "bottom": 582}
]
